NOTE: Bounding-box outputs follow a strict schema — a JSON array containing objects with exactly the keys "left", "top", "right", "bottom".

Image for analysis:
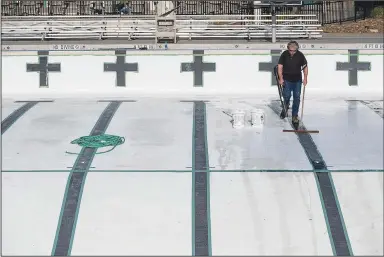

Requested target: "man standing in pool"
[{"left": 277, "top": 41, "right": 308, "bottom": 126}]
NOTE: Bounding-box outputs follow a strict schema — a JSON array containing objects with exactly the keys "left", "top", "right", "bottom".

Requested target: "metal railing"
[
  {"left": 3, "top": 0, "right": 379, "bottom": 25},
  {"left": 1, "top": 0, "right": 158, "bottom": 16},
  {"left": 2, "top": 14, "right": 322, "bottom": 41}
]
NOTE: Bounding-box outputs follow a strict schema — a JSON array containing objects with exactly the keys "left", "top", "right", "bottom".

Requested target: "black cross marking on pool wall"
[
  {"left": 258, "top": 50, "right": 282, "bottom": 86},
  {"left": 181, "top": 50, "right": 216, "bottom": 87},
  {"left": 26, "top": 50, "right": 61, "bottom": 88},
  {"left": 336, "top": 49, "right": 371, "bottom": 86},
  {"left": 104, "top": 50, "right": 139, "bottom": 87}
]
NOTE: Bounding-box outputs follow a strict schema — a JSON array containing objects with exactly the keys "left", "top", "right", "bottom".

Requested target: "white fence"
[{"left": 2, "top": 14, "right": 322, "bottom": 41}]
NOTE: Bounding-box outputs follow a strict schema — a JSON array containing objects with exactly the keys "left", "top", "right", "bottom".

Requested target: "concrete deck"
[{"left": 2, "top": 33, "right": 383, "bottom": 51}]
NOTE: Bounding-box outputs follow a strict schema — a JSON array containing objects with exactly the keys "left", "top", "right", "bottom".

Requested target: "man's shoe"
[{"left": 292, "top": 116, "right": 300, "bottom": 130}]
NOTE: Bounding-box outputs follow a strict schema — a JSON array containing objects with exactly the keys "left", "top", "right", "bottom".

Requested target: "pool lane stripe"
[
  {"left": 1, "top": 102, "right": 39, "bottom": 134},
  {"left": 192, "top": 101, "right": 212, "bottom": 256},
  {"left": 269, "top": 101, "right": 353, "bottom": 256},
  {"left": 51, "top": 101, "right": 121, "bottom": 256}
]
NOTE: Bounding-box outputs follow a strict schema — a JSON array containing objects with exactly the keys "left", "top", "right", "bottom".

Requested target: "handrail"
[{"left": 2, "top": 14, "right": 320, "bottom": 21}]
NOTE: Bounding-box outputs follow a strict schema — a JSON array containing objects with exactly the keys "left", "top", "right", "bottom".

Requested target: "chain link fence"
[{"left": 1, "top": 0, "right": 382, "bottom": 25}]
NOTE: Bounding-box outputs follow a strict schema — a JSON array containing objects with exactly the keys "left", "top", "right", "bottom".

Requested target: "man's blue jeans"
[{"left": 282, "top": 80, "right": 302, "bottom": 117}]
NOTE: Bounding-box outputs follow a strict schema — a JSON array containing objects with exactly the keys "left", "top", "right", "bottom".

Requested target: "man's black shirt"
[{"left": 278, "top": 50, "right": 307, "bottom": 82}]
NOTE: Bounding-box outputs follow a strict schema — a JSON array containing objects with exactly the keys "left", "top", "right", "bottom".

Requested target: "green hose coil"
[{"left": 66, "top": 134, "right": 125, "bottom": 155}]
